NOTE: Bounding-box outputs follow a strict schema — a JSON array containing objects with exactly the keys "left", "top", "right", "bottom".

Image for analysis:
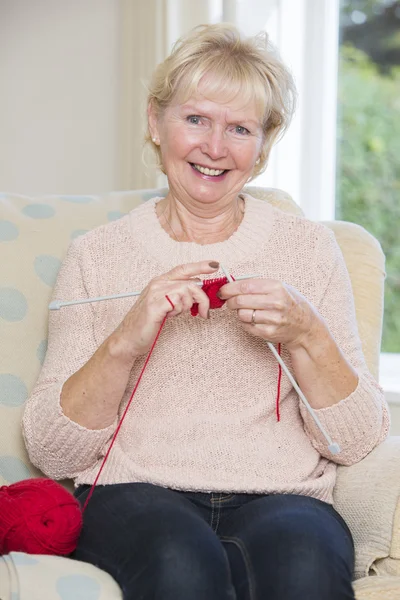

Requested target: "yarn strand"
[
  {"left": 276, "top": 343, "right": 282, "bottom": 421},
  {"left": 82, "top": 295, "right": 175, "bottom": 512}
]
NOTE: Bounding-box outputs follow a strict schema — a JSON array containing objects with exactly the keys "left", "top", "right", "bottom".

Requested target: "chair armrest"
[
  {"left": 321, "top": 220, "right": 385, "bottom": 381},
  {"left": 333, "top": 436, "right": 400, "bottom": 579},
  {"left": 353, "top": 575, "right": 400, "bottom": 599}
]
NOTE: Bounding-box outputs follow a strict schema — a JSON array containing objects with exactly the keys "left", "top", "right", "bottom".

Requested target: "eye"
[
  {"left": 234, "top": 125, "right": 250, "bottom": 135},
  {"left": 187, "top": 115, "right": 201, "bottom": 125}
]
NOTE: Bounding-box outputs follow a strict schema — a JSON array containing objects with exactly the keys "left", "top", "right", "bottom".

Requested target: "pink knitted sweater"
[{"left": 22, "top": 194, "right": 390, "bottom": 504}]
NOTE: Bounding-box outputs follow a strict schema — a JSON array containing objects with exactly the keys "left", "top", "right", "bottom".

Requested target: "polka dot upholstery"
[
  {"left": 0, "top": 190, "right": 162, "bottom": 476},
  {"left": 0, "top": 221, "right": 19, "bottom": 241},
  {"left": 1, "top": 185, "right": 399, "bottom": 599},
  {"left": 0, "top": 552, "right": 122, "bottom": 599}
]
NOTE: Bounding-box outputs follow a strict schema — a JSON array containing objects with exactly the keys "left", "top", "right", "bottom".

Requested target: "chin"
[
  {"left": 182, "top": 178, "right": 240, "bottom": 205},
  {"left": 186, "top": 188, "right": 230, "bottom": 205}
]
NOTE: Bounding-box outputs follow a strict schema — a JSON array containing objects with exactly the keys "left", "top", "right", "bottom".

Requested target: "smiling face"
[{"left": 148, "top": 85, "right": 264, "bottom": 208}]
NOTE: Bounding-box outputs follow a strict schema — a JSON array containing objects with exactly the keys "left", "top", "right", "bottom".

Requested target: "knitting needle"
[
  {"left": 48, "top": 273, "right": 261, "bottom": 311},
  {"left": 219, "top": 262, "right": 340, "bottom": 455}
]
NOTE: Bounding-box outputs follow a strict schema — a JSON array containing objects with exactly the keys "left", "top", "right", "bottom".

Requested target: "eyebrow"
[{"left": 179, "top": 104, "right": 260, "bottom": 127}]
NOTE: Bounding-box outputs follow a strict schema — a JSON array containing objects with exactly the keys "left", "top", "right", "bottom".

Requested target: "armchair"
[{"left": 0, "top": 186, "right": 399, "bottom": 599}]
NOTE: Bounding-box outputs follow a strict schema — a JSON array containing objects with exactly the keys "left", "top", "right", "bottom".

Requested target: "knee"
[
  {"left": 269, "top": 515, "right": 350, "bottom": 568},
  {"left": 282, "top": 534, "right": 338, "bottom": 580},
  {"left": 151, "top": 533, "right": 231, "bottom": 591},
  {"left": 278, "top": 545, "right": 354, "bottom": 599},
  {"left": 265, "top": 519, "right": 354, "bottom": 598}
]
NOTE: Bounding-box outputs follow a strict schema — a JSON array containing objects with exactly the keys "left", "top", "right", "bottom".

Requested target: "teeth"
[{"left": 193, "top": 164, "right": 225, "bottom": 176}]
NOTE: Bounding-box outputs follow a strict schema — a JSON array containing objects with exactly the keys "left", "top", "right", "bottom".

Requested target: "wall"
[{"left": 0, "top": 0, "right": 120, "bottom": 195}]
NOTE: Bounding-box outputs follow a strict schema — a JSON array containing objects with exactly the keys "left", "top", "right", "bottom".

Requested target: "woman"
[{"left": 23, "top": 24, "right": 389, "bottom": 600}]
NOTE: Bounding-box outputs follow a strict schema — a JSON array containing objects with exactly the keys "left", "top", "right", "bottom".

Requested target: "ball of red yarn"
[{"left": 0, "top": 478, "right": 82, "bottom": 556}]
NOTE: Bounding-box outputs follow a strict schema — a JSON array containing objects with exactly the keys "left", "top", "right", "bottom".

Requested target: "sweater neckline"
[{"left": 129, "top": 193, "right": 276, "bottom": 267}]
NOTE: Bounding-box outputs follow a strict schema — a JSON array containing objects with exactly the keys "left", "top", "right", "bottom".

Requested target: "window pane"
[{"left": 336, "top": 0, "right": 400, "bottom": 352}]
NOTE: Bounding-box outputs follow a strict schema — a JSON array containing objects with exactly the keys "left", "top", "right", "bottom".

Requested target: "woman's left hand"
[{"left": 219, "top": 278, "right": 322, "bottom": 351}]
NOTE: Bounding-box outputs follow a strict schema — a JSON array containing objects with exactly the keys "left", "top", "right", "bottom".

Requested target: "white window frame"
[{"left": 223, "top": 0, "right": 400, "bottom": 400}]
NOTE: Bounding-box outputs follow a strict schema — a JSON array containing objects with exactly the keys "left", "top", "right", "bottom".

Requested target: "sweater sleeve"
[
  {"left": 22, "top": 237, "right": 117, "bottom": 480},
  {"left": 298, "top": 227, "right": 390, "bottom": 466}
]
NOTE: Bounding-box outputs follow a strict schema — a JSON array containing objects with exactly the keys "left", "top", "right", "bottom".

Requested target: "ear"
[{"left": 147, "top": 100, "right": 160, "bottom": 143}]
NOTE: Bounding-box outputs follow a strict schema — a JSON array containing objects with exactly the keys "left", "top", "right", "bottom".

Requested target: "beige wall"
[{"left": 0, "top": 0, "right": 120, "bottom": 195}]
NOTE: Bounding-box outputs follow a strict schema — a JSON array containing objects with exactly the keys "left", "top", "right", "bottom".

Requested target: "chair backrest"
[{"left": 0, "top": 185, "right": 385, "bottom": 485}]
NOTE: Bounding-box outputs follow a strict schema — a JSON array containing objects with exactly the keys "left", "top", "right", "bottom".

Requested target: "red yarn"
[
  {"left": 276, "top": 343, "right": 282, "bottom": 422},
  {"left": 0, "top": 478, "right": 82, "bottom": 555},
  {"left": 82, "top": 294, "right": 175, "bottom": 512},
  {"left": 191, "top": 276, "right": 229, "bottom": 316}
]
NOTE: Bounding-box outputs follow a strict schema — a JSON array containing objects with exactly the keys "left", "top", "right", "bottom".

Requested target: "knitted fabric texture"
[
  {"left": 22, "top": 195, "right": 390, "bottom": 504},
  {"left": 191, "top": 277, "right": 228, "bottom": 316}
]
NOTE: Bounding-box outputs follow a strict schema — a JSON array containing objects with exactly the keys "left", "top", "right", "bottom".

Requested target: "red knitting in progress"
[{"left": 190, "top": 276, "right": 228, "bottom": 315}]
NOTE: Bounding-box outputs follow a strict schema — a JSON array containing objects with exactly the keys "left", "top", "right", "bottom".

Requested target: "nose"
[{"left": 200, "top": 127, "right": 228, "bottom": 161}]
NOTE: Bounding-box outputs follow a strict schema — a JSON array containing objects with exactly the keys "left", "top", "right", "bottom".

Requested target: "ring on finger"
[{"left": 251, "top": 309, "right": 257, "bottom": 326}]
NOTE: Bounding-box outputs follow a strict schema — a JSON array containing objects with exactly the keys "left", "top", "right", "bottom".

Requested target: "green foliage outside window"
[{"left": 336, "top": 44, "right": 400, "bottom": 352}]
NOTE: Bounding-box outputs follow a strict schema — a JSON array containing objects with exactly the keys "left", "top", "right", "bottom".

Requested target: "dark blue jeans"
[{"left": 73, "top": 483, "right": 355, "bottom": 600}]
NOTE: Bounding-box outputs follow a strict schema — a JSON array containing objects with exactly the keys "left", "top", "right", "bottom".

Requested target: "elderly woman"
[{"left": 23, "top": 23, "right": 389, "bottom": 600}]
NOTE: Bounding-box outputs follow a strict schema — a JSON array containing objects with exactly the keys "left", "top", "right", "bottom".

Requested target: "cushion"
[
  {"left": 334, "top": 437, "right": 400, "bottom": 579},
  {"left": 0, "top": 551, "right": 122, "bottom": 599},
  {"left": 369, "top": 497, "right": 400, "bottom": 577},
  {"left": 353, "top": 575, "right": 400, "bottom": 600}
]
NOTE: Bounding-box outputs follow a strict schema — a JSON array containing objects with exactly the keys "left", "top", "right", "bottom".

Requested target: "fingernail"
[
  {"left": 209, "top": 261, "right": 219, "bottom": 269},
  {"left": 216, "top": 291, "right": 222, "bottom": 299}
]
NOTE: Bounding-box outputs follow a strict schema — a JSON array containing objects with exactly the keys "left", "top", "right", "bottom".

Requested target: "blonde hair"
[{"left": 146, "top": 23, "right": 296, "bottom": 179}]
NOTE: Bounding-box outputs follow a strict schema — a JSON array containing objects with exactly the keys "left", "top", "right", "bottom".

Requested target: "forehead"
[
  {"left": 169, "top": 75, "right": 265, "bottom": 124},
  {"left": 172, "top": 93, "right": 262, "bottom": 124}
]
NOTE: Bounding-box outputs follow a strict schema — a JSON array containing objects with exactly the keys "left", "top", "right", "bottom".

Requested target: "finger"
[
  {"left": 163, "top": 293, "right": 182, "bottom": 316},
  {"left": 218, "top": 278, "right": 278, "bottom": 299},
  {"left": 226, "top": 295, "right": 284, "bottom": 312},
  {"left": 164, "top": 282, "right": 210, "bottom": 319},
  {"left": 186, "top": 282, "right": 210, "bottom": 319},
  {"left": 175, "top": 277, "right": 203, "bottom": 288},
  {"left": 161, "top": 261, "right": 220, "bottom": 281},
  {"left": 237, "top": 309, "right": 284, "bottom": 326},
  {"left": 180, "top": 289, "right": 196, "bottom": 313},
  {"left": 241, "top": 322, "right": 273, "bottom": 340}
]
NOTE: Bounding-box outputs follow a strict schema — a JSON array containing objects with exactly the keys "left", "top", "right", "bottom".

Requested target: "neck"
[{"left": 156, "top": 193, "right": 245, "bottom": 244}]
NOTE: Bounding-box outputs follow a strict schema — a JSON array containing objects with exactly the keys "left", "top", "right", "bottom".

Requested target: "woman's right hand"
[{"left": 109, "top": 261, "right": 220, "bottom": 361}]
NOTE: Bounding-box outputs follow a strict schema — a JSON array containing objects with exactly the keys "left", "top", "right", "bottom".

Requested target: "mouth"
[{"left": 190, "top": 163, "right": 229, "bottom": 177}]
